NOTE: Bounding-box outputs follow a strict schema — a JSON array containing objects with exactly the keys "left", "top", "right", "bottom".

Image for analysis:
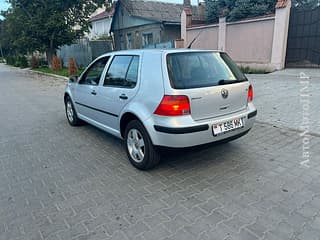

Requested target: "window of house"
[
  {"left": 79, "top": 57, "right": 110, "bottom": 85},
  {"left": 104, "top": 55, "right": 139, "bottom": 88},
  {"left": 142, "top": 33, "right": 153, "bottom": 46},
  {"left": 127, "top": 33, "right": 133, "bottom": 49}
]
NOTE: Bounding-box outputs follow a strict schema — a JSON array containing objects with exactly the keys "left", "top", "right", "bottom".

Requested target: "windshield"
[{"left": 166, "top": 52, "right": 247, "bottom": 89}]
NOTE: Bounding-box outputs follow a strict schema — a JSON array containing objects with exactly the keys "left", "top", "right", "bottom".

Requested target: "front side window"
[
  {"left": 79, "top": 57, "right": 110, "bottom": 85},
  {"left": 166, "top": 52, "right": 247, "bottom": 89},
  {"left": 104, "top": 55, "right": 139, "bottom": 88}
]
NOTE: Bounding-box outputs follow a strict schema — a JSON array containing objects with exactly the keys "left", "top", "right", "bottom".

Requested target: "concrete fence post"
[
  {"left": 181, "top": 11, "right": 187, "bottom": 47},
  {"left": 181, "top": 8, "right": 192, "bottom": 47},
  {"left": 175, "top": 39, "right": 185, "bottom": 48},
  {"left": 218, "top": 17, "right": 227, "bottom": 51},
  {"left": 271, "top": 0, "right": 291, "bottom": 70}
]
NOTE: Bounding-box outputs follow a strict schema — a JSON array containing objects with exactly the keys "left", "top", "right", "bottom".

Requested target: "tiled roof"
[
  {"left": 121, "top": 0, "right": 198, "bottom": 23},
  {"left": 275, "top": 0, "right": 289, "bottom": 9},
  {"left": 184, "top": 8, "right": 192, "bottom": 16},
  {"left": 90, "top": 9, "right": 114, "bottom": 22}
]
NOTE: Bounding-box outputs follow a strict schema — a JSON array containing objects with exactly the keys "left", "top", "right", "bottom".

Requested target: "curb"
[{"left": 24, "top": 68, "right": 69, "bottom": 81}]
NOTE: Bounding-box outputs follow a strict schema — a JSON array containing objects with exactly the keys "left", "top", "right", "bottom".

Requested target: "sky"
[
  {"left": 0, "top": 0, "right": 9, "bottom": 11},
  {"left": 0, "top": 0, "right": 199, "bottom": 12},
  {"left": 156, "top": 0, "right": 199, "bottom": 4},
  {"left": 0, "top": 0, "right": 198, "bottom": 19}
]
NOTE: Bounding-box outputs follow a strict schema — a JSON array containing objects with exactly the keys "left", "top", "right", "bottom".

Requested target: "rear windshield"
[{"left": 166, "top": 52, "right": 247, "bottom": 89}]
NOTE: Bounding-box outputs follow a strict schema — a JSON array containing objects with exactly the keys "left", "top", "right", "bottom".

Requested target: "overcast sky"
[
  {"left": 157, "top": 0, "right": 199, "bottom": 4},
  {"left": 0, "top": 0, "right": 199, "bottom": 12},
  {"left": 0, "top": 0, "right": 9, "bottom": 11}
]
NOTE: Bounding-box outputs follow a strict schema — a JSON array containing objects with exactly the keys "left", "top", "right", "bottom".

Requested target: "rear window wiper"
[{"left": 217, "top": 79, "right": 248, "bottom": 85}]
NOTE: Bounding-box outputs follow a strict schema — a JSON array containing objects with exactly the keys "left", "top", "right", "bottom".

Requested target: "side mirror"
[{"left": 69, "top": 76, "right": 78, "bottom": 82}]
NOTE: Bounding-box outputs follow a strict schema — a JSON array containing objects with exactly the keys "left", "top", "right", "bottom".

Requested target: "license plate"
[{"left": 212, "top": 118, "right": 244, "bottom": 136}]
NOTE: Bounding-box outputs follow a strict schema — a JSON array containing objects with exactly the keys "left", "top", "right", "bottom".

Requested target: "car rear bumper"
[{"left": 144, "top": 104, "right": 257, "bottom": 148}]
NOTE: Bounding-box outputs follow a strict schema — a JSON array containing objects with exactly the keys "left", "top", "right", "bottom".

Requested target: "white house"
[{"left": 88, "top": 9, "right": 114, "bottom": 40}]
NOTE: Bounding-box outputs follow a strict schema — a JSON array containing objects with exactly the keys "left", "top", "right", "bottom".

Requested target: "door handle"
[
  {"left": 119, "top": 94, "right": 128, "bottom": 100},
  {"left": 91, "top": 90, "right": 97, "bottom": 95}
]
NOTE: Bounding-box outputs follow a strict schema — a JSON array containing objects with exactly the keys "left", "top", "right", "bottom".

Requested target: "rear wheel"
[{"left": 125, "top": 120, "right": 160, "bottom": 170}]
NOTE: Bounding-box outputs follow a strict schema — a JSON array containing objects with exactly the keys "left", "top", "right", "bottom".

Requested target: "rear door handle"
[
  {"left": 119, "top": 94, "right": 128, "bottom": 100},
  {"left": 91, "top": 90, "right": 97, "bottom": 95}
]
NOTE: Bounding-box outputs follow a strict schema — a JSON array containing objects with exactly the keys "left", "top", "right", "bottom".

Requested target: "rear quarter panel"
[{"left": 120, "top": 51, "right": 165, "bottom": 123}]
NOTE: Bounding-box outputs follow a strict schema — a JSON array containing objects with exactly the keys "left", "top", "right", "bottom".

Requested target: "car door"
[
  {"left": 73, "top": 56, "right": 110, "bottom": 121},
  {"left": 94, "top": 55, "right": 140, "bottom": 131}
]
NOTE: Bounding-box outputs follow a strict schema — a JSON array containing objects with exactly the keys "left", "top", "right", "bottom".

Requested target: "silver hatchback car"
[{"left": 64, "top": 49, "right": 257, "bottom": 169}]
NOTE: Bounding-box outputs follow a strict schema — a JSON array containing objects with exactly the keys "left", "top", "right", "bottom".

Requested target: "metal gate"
[{"left": 285, "top": 6, "right": 320, "bottom": 67}]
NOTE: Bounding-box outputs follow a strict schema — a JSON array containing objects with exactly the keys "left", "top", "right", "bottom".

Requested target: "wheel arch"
[
  {"left": 120, "top": 112, "right": 144, "bottom": 138},
  {"left": 64, "top": 93, "right": 70, "bottom": 104}
]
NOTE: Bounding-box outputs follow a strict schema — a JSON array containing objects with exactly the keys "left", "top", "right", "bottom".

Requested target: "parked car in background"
[{"left": 64, "top": 49, "right": 257, "bottom": 170}]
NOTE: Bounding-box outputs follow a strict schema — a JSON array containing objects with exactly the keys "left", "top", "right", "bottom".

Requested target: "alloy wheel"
[
  {"left": 66, "top": 101, "right": 74, "bottom": 123},
  {"left": 127, "top": 128, "right": 145, "bottom": 163}
]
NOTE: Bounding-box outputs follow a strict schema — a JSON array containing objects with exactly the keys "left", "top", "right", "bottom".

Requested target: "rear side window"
[
  {"left": 166, "top": 52, "right": 247, "bottom": 89},
  {"left": 104, "top": 55, "right": 139, "bottom": 88}
]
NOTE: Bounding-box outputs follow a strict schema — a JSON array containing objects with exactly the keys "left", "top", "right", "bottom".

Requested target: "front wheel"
[
  {"left": 125, "top": 120, "right": 160, "bottom": 170},
  {"left": 65, "top": 96, "right": 82, "bottom": 126}
]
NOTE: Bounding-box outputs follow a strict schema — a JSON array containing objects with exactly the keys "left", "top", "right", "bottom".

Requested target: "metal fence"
[
  {"left": 57, "top": 38, "right": 113, "bottom": 68},
  {"left": 286, "top": 6, "right": 320, "bottom": 67}
]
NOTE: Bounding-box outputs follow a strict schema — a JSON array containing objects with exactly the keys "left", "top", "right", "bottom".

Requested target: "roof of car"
[{"left": 100, "top": 49, "right": 222, "bottom": 57}]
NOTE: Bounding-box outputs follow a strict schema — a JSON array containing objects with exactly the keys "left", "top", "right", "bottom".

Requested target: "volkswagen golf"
[{"left": 64, "top": 49, "right": 257, "bottom": 170}]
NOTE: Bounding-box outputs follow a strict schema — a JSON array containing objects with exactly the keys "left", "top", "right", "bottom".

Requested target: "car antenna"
[{"left": 187, "top": 29, "right": 203, "bottom": 49}]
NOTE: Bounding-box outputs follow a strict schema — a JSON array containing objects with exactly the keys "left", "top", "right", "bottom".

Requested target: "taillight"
[
  {"left": 154, "top": 95, "right": 191, "bottom": 116},
  {"left": 248, "top": 85, "right": 253, "bottom": 102}
]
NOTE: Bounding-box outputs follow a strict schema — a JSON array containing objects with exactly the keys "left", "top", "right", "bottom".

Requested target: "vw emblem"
[{"left": 221, "top": 89, "right": 229, "bottom": 99}]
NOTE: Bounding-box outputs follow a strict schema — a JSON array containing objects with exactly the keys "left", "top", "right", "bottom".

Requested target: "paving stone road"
[
  {"left": 248, "top": 69, "right": 320, "bottom": 135},
  {"left": 0, "top": 63, "right": 320, "bottom": 240}
]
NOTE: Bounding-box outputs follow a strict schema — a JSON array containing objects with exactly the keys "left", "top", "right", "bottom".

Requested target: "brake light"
[
  {"left": 154, "top": 95, "right": 191, "bottom": 116},
  {"left": 248, "top": 85, "right": 253, "bottom": 102}
]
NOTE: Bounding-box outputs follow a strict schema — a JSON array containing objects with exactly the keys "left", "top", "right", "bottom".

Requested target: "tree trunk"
[
  {"left": 46, "top": 48, "right": 56, "bottom": 68},
  {"left": 46, "top": 35, "right": 55, "bottom": 67}
]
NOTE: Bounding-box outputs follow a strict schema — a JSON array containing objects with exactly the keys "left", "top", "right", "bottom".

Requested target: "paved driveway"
[
  {"left": 0, "top": 64, "right": 320, "bottom": 240},
  {"left": 248, "top": 69, "right": 320, "bottom": 135}
]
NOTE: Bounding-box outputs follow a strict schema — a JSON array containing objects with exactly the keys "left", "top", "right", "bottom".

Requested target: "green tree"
[
  {"left": 205, "top": 0, "right": 219, "bottom": 23},
  {"left": 205, "top": 0, "right": 276, "bottom": 23},
  {"left": 228, "top": 0, "right": 275, "bottom": 21},
  {"left": 1, "top": 0, "right": 107, "bottom": 64},
  {"left": 1, "top": 8, "right": 40, "bottom": 56},
  {"left": 292, "top": 0, "right": 320, "bottom": 8}
]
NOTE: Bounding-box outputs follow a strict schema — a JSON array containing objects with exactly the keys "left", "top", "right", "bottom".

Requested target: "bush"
[
  {"left": 6, "top": 56, "right": 16, "bottom": 66},
  {"left": 68, "top": 57, "right": 79, "bottom": 76},
  {"left": 239, "top": 65, "right": 270, "bottom": 74},
  {"left": 6, "top": 55, "right": 29, "bottom": 68},
  {"left": 51, "top": 54, "right": 62, "bottom": 71},
  {"left": 31, "top": 56, "right": 39, "bottom": 69},
  {"left": 16, "top": 56, "right": 29, "bottom": 68},
  {"left": 38, "top": 57, "right": 48, "bottom": 67}
]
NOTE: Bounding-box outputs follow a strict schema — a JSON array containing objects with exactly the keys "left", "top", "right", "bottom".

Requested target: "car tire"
[
  {"left": 65, "top": 96, "right": 82, "bottom": 126},
  {"left": 125, "top": 120, "right": 161, "bottom": 170}
]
